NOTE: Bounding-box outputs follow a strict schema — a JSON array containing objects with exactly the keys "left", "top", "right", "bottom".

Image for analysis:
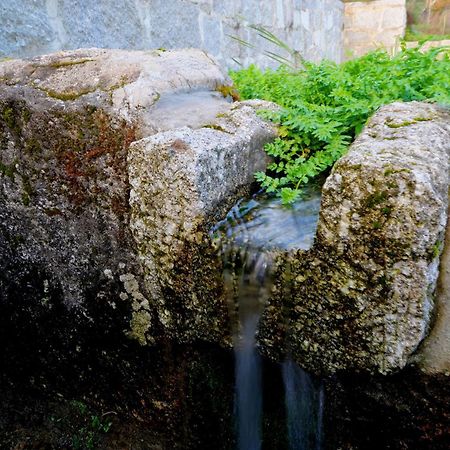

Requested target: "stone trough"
[
  {"left": 1, "top": 48, "right": 450, "bottom": 377},
  {"left": 0, "top": 48, "right": 277, "bottom": 348}
]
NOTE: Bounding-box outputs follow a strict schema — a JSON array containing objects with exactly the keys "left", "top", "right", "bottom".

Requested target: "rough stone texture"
[
  {"left": 4, "top": 48, "right": 450, "bottom": 378},
  {"left": 259, "top": 101, "right": 450, "bottom": 375},
  {"left": 416, "top": 216, "right": 450, "bottom": 375},
  {"left": 343, "top": 0, "right": 407, "bottom": 59},
  {"left": 128, "top": 101, "right": 275, "bottom": 344},
  {"left": 0, "top": 48, "right": 277, "bottom": 346},
  {"left": 0, "top": 0, "right": 344, "bottom": 67},
  {"left": 0, "top": 48, "right": 230, "bottom": 136}
]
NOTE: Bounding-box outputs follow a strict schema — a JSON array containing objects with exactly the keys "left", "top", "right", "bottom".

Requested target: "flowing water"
[
  {"left": 282, "top": 360, "right": 325, "bottom": 450},
  {"left": 212, "top": 183, "right": 323, "bottom": 450},
  {"left": 233, "top": 251, "right": 272, "bottom": 450}
]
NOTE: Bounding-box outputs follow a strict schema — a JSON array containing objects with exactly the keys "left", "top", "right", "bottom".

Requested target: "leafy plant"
[
  {"left": 230, "top": 43, "right": 450, "bottom": 203},
  {"left": 69, "top": 400, "right": 113, "bottom": 449},
  {"left": 229, "top": 24, "right": 304, "bottom": 69}
]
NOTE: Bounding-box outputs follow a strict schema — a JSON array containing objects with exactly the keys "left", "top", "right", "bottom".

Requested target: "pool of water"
[{"left": 212, "top": 183, "right": 322, "bottom": 252}]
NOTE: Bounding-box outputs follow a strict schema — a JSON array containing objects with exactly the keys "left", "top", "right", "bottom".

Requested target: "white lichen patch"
[
  {"left": 127, "top": 309, "right": 153, "bottom": 345},
  {"left": 103, "top": 268, "right": 114, "bottom": 280},
  {"left": 120, "top": 273, "right": 147, "bottom": 302},
  {"left": 118, "top": 273, "right": 154, "bottom": 344}
]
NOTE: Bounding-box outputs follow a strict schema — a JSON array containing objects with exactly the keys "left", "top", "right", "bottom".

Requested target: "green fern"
[{"left": 231, "top": 44, "right": 450, "bottom": 203}]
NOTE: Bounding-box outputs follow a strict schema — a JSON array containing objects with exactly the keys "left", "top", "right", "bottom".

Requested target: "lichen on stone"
[{"left": 259, "top": 101, "right": 450, "bottom": 375}]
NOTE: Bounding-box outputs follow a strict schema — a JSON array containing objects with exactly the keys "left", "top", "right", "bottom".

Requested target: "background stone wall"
[
  {"left": 343, "top": 0, "right": 407, "bottom": 58},
  {"left": 0, "top": 0, "right": 344, "bottom": 68}
]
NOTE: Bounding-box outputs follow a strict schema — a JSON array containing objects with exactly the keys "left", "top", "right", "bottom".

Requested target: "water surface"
[{"left": 213, "top": 183, "right": 323, "bottom": 450}]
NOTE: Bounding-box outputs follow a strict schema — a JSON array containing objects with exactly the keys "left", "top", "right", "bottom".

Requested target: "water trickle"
[
  {"left": 212, "top": 183, "right": 322, "bottom": 450},
  {"left": 214, "top": 184, "right": 322, "bottom": 252},
  {"left": 282, "top": 359, "right": 324, "bottom": 450},
  {"left": 233, "top": 250, "right": 272, "bottom": 450}
]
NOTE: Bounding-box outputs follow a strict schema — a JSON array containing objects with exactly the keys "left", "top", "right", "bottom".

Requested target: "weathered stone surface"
[
  {"left": 0, "top": 49, "right": 276, "bottom": 347},
  {"left": 416, "top": 217, "right": 450, "bottom": 375},
  {"left": 343, "top": 0, "right": 406, "bottom": 59},
  {"left": 4, "top": 47, "right": 450, "bottom": 378},
  {"left": 0, "top": 0, "right": 57, "bottom": 58},
  {"left": 259, "top": 101, "right": 450, "bottom": 374},
  {"left": 0, "top": 48, "right": 230, "bottom": 136},
  {"left": 128, "top": 101, "right": 275, "bottom": 344}
]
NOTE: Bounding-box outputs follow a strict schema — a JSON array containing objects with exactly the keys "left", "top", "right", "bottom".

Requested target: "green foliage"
[
  {"left": 229, "top": 25, "right": 305, "bottom": 69},
  {"left": 68, "top": 400, "right": 112, "bottom": 449},
  {"left": 230, "top": 45, "right": 450, "bottom": 203}
]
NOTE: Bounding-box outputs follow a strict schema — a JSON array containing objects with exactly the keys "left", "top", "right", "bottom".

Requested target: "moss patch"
[
  {"left": 40, "top": 87, "right": 97, "bottom": 101},
  {"left": 201, "top": 124, "right": 232, "bottom": 134},
  {"left": 216, "top": 84, "right": 240, "bottom": 102},
  {"left": 2, "top": 107, "right": 15, "bottom": 129},
  {"left": 386, "top": 120, "right": 417, "bottom": 128},
  {"left": 364, "top": 190, "right": 389, "bottom": 208},
  {"left": 48, "top": 58, "right": 94, "bottom": 69},
  {"left": 0, "top": 160, "right": 15, "bottom": 179}
]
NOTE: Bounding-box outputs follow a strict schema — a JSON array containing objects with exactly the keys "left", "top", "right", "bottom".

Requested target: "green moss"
[
  {"left": 381, "top": 206, "right": 392, "bottom": 216},
  {"left": 413, "top": 116, "right": 433, "bottom": 122},
  {"left": 2, "top": 106, "right": 16, "bottom": 129},
  {"left": 25, "top": 138, "right": 41, "bottom": 154},
  {"left": 432, "top": 240, "right": 443, "bottom": 259},
  {"left": 372, "top": 221, "right": 382, "bottom": 229},
  {"left": 41, "top": 87, "right": 96, "bottom": 101},
  {"left": 364, "top": 190, "right": 389, "bottom": 208},
  {"left": 21, "top": 191, "right": 30, "bottom": 206},
  {"left": 48, "top": 58, "right": 94, "bottom": 69},
  {"left": 386, "top": 120, "right": 417, "bottom": 128},
  {"left": 108, "top": 75, "right": 130, "bottom": 92},
  {"left": 22, "top": 108, "right": 31, "bottom": 124},
  {"left": 0, "top": 160, "right": 15, "bottom": 179},
  {"left": 202, "top": 124, "right": 232, "bottom": 134},
  {"left": 3, "top": 102, "right": 33, "bottom": 136},
  {"left": 387, "top": 181, "right": 398, "bottom": 189},
  {"left": 384, "top": 167, "right": 411, "bottom": 177}
]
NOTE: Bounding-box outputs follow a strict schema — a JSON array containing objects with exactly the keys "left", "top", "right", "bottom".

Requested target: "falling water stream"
[
  {"left": 282, "top": 360, "right": 325, "bottom": 450},
  {"left": 212, "top": 183, "right": 324, "bottom": 450}
]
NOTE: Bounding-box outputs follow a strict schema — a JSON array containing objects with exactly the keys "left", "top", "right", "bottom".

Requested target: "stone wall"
[
  {"left": 343, "top": 0, "right": 407, "bottom": 59},
  {"left": 0, "top": 0, "right": 344, "bottom": 68}
]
